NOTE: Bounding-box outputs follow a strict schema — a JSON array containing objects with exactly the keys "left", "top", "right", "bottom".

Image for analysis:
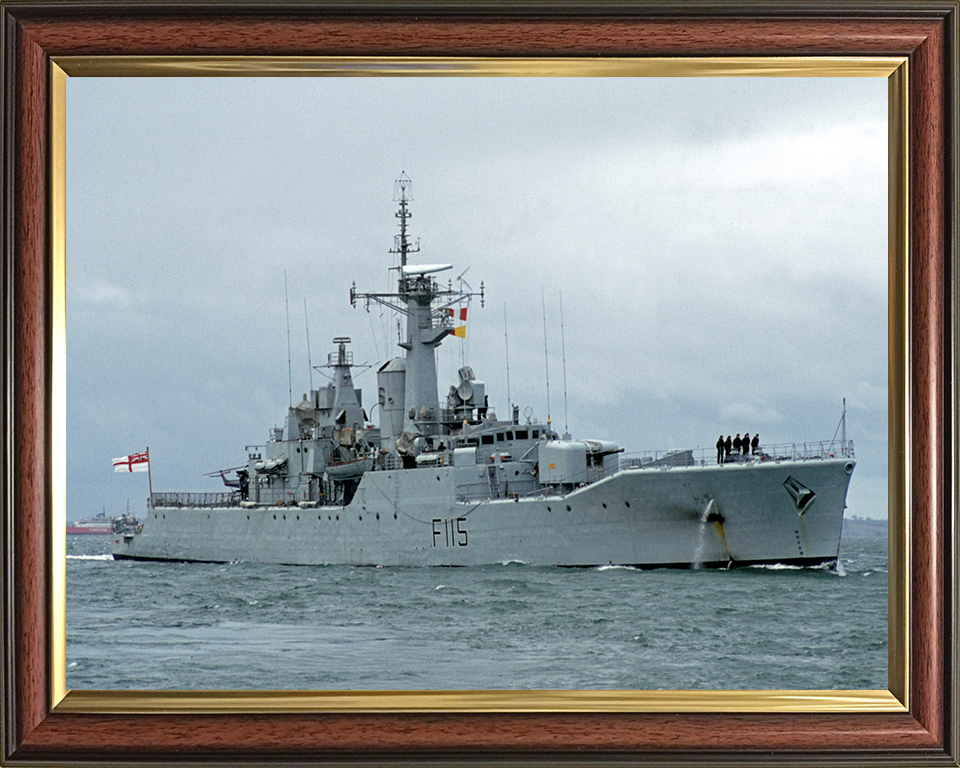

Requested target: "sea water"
[{"left": 66, "top": 534, "right": 887, "bottom": 691}]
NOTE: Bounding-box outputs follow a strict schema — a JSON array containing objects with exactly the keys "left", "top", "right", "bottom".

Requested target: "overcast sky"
[{"left": 66, "top": 76, "right": 888, "bottom": 523}]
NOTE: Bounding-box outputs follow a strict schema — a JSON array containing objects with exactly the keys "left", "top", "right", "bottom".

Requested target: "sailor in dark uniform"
[
  {"left": 724, "top": 435, "right": 732, "bottom": 459},
  {"left": 733, "top": 434, "right": 742, "bottom": 455},
  {"left": 742, "top": 432, "right": 750, "bottom": 456},
  {"left": 751, "top": 433, "right": 760, "bottom": 454},
  {"left": 716, "top": 435, "right": 724, "bottom": 464}
]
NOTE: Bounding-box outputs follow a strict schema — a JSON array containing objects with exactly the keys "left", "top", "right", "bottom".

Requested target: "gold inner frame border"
[{"left": 49, "top": 55, "right": 909, "bottom": 715}]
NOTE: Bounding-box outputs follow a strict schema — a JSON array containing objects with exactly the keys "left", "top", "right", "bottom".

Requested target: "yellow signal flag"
[{"left": 453, "top": 326, "right": 466, "bottom": 338}]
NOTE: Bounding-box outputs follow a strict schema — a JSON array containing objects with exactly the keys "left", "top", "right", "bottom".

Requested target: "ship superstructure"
[{"left": 113, "top": 175, "right": 856, "bottom": 568}]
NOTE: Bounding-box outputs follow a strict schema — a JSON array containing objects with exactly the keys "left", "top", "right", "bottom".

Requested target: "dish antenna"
[{"left": 457, "top": 379, "right": 474, "bottom": 402}]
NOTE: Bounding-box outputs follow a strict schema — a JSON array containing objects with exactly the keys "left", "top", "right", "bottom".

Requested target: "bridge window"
[
  {"left": 496, "top": 432, "right": 505, "bottom": 442},
  {"left": 481, "top": 434, "right": 494, "bottom": 445},
  {"left": 516, "top": 430, "right": 529, "bottom": 440}
]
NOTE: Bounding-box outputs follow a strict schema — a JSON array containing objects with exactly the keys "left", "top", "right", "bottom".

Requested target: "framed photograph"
[{"left": 2, "top": 3, "right": 956, "bottom": 766}]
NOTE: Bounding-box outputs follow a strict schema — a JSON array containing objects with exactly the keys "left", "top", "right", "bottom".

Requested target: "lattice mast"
[{"left": 391, "top": 172, "right": 418, "bottom": 268}]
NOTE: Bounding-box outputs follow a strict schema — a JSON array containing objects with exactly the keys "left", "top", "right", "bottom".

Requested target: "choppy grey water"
[{"left": 66, "top": 534, "right": 887, "bottom": 691}]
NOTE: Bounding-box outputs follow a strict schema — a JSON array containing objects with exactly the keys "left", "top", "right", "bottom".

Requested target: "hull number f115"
[{"left": 432, "top": 518, "right": 468, "bottom": 547}]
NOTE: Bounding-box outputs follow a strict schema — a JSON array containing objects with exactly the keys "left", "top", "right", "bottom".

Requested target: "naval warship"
[{"left": 113, "top": 175, "right": 856, "bottom": 568}]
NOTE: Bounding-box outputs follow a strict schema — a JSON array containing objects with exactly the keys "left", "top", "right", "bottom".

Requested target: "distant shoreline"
[{"left": 842, "top": 516, "right": 887, "bottom": 539}]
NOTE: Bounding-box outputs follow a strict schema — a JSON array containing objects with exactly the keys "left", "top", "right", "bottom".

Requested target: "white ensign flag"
[{"left": 113, "top": 450, "right": 149, "bottom": 473}]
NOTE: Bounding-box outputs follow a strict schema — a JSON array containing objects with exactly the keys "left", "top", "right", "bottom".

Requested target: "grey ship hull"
[{"left": 113, "top": 457, "right": 853, "bottom": 567}]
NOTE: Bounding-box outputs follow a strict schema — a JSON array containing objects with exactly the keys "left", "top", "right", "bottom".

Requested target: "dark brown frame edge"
[{"left": 1, "top": 2, "right": 957, "bottom": 766}]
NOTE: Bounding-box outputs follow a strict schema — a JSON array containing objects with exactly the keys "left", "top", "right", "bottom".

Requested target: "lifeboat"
[{"left": 325, "top": 454, "right": 374, "bottom": 479}]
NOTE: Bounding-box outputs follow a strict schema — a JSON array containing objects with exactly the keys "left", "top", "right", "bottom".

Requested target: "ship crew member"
[
  {"left": 751, "top": 433, "right": 760, "bottom": 454},
  {"left": 742, "top": 433, "right": 750, "bottom": 456},
  {"left": 724, "top": 435, "right": 732, "bottom": 460},
  {"left": 716, "top": 435, "right": 724, "bottom": 464},
  {"left": 733, "top": 434, "right": 742, "bottom": 455}
]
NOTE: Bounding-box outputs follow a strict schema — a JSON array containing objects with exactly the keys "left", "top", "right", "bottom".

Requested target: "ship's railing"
[
  {"left": 328, "top": 349, "right": 353, "bottom": 366},
  {"left": 437, "top": 407, "right": 457, "bottom": 423},
  {"left": 151, "top": 491, "right": 241, "bottom": 508},
  {"left": 374, "top": 453, "right": 404, "bottom": 471},
  {"left": 620, "top": 439, "right": 855, "bottom": 470}
]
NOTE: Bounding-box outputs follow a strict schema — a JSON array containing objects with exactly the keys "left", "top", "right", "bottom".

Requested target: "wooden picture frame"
[{"left": 2, "top": 3, "right": 957, "bottom": 765}]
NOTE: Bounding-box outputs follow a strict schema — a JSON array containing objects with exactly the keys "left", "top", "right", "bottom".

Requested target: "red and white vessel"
[{"left": 67, "top": 512, "right": 113, "bottom": 535}]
